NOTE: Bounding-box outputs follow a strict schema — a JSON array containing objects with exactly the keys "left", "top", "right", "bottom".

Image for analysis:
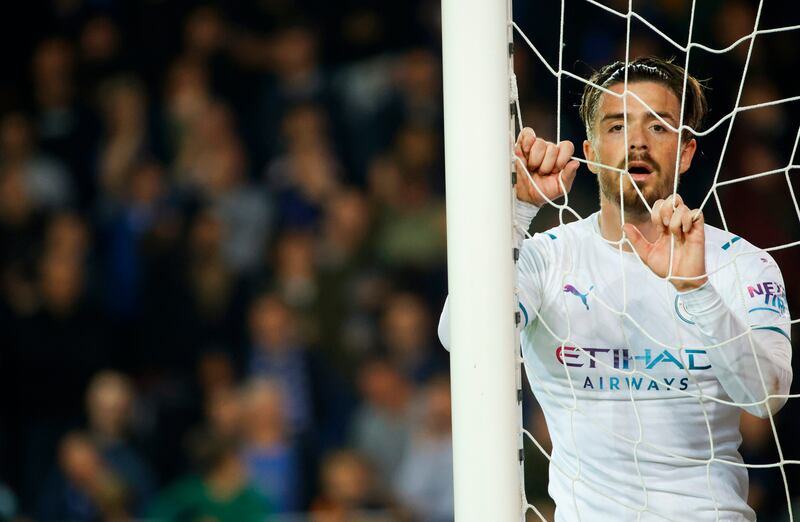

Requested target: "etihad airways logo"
[
  {"left": 555, "top": 345, "right": 712, "bottom": 392},
  {"left": 555, "top": 346, "right": 711, "bottom": 370}
]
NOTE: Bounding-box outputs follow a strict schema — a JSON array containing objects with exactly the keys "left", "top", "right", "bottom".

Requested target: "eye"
[
  {"left": 609, "top": 124, "right": 624, "bottom": 133},
  {"left": 651, "top": 124, "right": 666, "bottom": 132}
]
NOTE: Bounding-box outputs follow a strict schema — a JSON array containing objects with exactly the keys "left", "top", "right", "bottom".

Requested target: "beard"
[{"left": 597, "top": 152, "right": 676, "bottom": 216}]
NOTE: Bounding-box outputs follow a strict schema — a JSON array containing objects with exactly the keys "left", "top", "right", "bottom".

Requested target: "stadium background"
[{"left": 0, "top": 0, "right": 797, "bottom": 520}]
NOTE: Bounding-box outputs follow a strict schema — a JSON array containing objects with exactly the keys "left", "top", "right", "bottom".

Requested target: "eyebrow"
[{"left": 600, "top": 112, "right": 677, "bottom": 124}]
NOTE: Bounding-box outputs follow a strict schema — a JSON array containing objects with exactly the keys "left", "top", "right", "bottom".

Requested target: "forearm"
[{"left": 679, "top": 283, "right": 793, "bottom": 418}]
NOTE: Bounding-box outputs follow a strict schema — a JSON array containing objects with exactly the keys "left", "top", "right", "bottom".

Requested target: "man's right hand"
[{"left": 514, "top": 127, "right": 579, "bottom": 207}]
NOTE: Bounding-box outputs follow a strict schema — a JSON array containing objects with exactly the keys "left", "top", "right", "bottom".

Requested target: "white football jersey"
[{"left": 515, "top": 210, "right": 792, "bottom": 521}]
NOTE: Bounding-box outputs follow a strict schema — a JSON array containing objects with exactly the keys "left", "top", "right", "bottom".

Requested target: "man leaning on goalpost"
[{"left": 438, "top": 57, "right": 792, "bottom": 521}]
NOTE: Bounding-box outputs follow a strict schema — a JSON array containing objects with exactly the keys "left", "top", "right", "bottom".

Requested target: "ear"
[
  {"left": 678, "top": 138, "right": 697, "bottom": 175},
  {"left": 583, "top": 139, "right": 598, "bottom": 174}
]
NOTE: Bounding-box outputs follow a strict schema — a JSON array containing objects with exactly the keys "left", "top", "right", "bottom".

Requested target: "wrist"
[
  {"left": 528, "top": 195, "right": 546, "bottom": 207},
  {"left": 671, "top": 276, "right": 708, "bottom": 293},
  {"left": 677, "top": 280, "right": 722, "bottom": 319},
  {"left": 515, "top": 198, "right": 541, "bottom": 220}
]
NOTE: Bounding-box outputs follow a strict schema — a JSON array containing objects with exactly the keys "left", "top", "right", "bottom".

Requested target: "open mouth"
[{"left": 627, "top": 162, "right": 653, "bottom": 179}]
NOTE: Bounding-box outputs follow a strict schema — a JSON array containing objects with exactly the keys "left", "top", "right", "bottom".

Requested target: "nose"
[{"left": 628, "top": 126, "right": 648, "bottom": 151}]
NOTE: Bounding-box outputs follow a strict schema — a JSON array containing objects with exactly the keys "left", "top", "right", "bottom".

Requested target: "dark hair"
[{"left": 579, "top": 57, "right": 707, "bottom": 143}]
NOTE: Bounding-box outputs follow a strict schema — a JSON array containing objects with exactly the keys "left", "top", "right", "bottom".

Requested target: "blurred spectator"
[
  {"left": 332, "top": 48, "right": 441, "bottom": 183},
  {"left": 310, "top": 450, "right": 400, "bottom": 522},
  {"left": 331, "top": 55, "right": 397, "bottom": 181},
  {"left": 100, "top": 159, "right": 174, "bottom": 319},
  {"left": 45, "top": 212, "right": 90, "bottom": 262},
  {"left": 77, "top": 15, "right": 126, "bottom": 93},
  {"left": 205, "top": 383, "right": 242, "bottom": 442},
  {"left": 1, "top": 209, "right": 87, "bottom": 338},
  {"left": 0, "top": 111, "right": 74, "bottom": 210},
  {"left": 350, "top": 359, "right": 413, "bottom": 488},
  {"left": 369, "top": 146, "right": 446, "bottom": 272},
  {"left": 37, "top": 431, "right": 131, "bottom": 521},
  {"left": 280, "top": 103, "right": 334, "bottom": 158},
  {"left": 140, "top": 207, "right": 246, "bottom": 376},
  {"left": 395, "top": 376, "right": 454, "bottom": 522},
  {"left": 31, "top": 37, "right": 98, "bottom": 206},
  {"left": 392, "top": 48, "right": 442, "bottom": 131},
  {"left": 266, "top": 143, "right": 341, "bottom": 231},
  {"left": 162, "top": 57, "right": 213, "bottom": 158},
  {"left": 246, "top": 290, "right": 354, "bottom": 457},
  {"left": 183, "top": 6, "right": 228, "bottom": 63},
  {"left": 96, "top": 75, "right": 152, "bottom": 203},
  {"left": 198, "top": 350, "right": 238, "bottom": 400},
  {"left": 258, "top": 23, "right": 330, "bottom": 164},
  {"left": 10, "top": 213, "right": 108, "bottom": 508},
  {"left": 0, "top": 165, "right": 46, "bottom": 319},
  {"left": 380, "top": 292, "right": 446, "bottom": 384},
  {"left": 271, "top": 229, "right": 319, "bottom": 317},
  {"left": 177, "top": 101, "right": 273, "bottom": 274},
  {"left": 316, "top": 187, "right": 387, "bottom": 374},
  {"left": 247, "top": 292, "right": 316, "bottom": 437},
  {"left": 149, "top": 429, "right": 269, "bottom": 522},
  {"left": 240, "top": 378, "right": 304, "bottom": 513},
  {"left": 85, "top": 370, "right": 156, "bottom": 515},
  {"left": 263, "top": 101, "right": 340, "bottom": 230},
  {"left": 391, "top": 124, "right": 439, "bottom": 189},
  {"left": 180, "top": 207, "right": 246, "bottom": 344}
]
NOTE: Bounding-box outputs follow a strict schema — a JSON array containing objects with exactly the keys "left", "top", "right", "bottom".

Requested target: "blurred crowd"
[
  {"left": 0, "top": 0, "right": 450, "bottom": 520},
  {"left": 0, "top": 0, "right": 797, "bottom": 521}
]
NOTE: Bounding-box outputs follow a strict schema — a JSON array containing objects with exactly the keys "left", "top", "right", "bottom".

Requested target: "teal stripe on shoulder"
[
  {"left": 721, "top": 236, "right": 741, "bottom": 250},
  {"left": 752, "top": 325, "right": 790, "bottom": 342}
]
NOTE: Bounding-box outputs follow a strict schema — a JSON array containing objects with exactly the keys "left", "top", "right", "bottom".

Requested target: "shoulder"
[
  {"left": 517, "top": 215, "right": 597, "bottom": 281},
  {"left": 703, "top": 224, "right": 778, "bottom": 270},
  {"left": 703, "top": 225, "right": 787, "bottom": 313},
  {"left": 521, "top": 214, "right": 596, "bottom": 255}
]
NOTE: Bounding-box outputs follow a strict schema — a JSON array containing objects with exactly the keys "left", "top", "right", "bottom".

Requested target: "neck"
[{"left": 598, "top": 195, "right": 660, "bottom": 251}]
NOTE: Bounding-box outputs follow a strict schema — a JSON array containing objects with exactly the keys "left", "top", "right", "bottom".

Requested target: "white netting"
[{"left": 510, "top": 1, "right": 799, "bottom": 520}]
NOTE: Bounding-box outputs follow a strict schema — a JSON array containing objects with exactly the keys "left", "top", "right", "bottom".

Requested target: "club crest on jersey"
[{"left": 563, "top": 284, "right": 593, "bottom": 310}]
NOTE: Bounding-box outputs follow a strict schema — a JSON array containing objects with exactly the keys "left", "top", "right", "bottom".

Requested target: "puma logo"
[{"left": 564, "top": 284, "right": 593, "bottom": 310}]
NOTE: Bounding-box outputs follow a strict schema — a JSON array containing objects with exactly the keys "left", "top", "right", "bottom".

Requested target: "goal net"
[{"left": 509, "top": 1, "right": 800, "bottom": 521}]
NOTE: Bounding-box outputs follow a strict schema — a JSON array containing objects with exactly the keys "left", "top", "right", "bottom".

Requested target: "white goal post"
[{"left": 441, "top": 0, "right": 523, "bottom": 520}]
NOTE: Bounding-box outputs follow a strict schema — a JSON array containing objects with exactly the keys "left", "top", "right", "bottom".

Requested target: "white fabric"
[{"left": 438, "top": 208, "right": 792, "bottom": 522}]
